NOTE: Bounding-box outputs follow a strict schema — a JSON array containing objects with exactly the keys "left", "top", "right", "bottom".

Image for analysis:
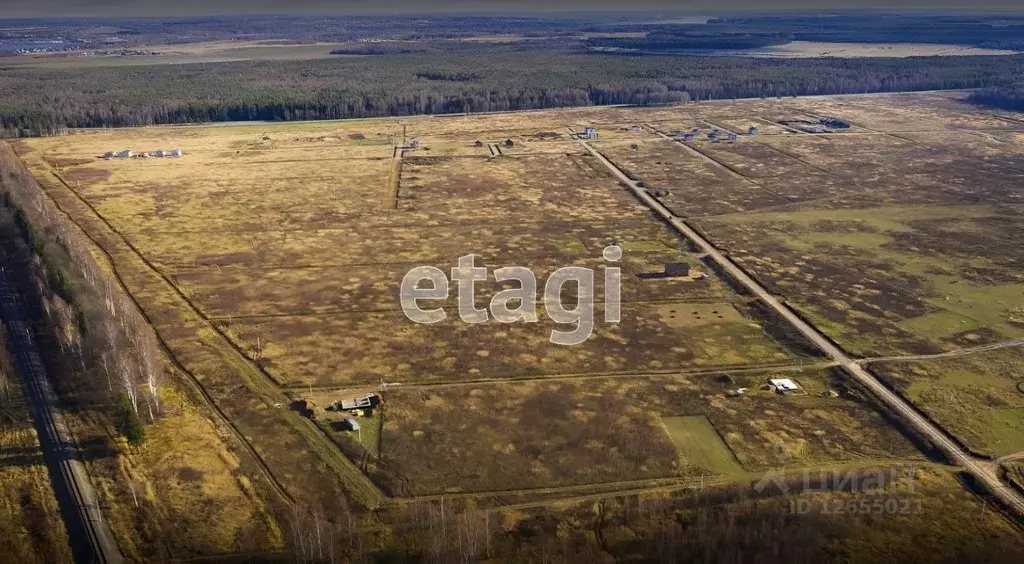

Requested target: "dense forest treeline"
[
  {"left": 2, "top": 49, "right": 1022, "bottom": 136},
  {"left": 6, "top": 13, "right": 1024, "bottom": 53},
  {"left": 967, "top": 84, "right": 1024, "bottom": 112},
  {"left": 0, "top": 14, "right": 608, "bottom": 52},
  {"left": 709, "top": 14, "right": 1024, "bottom": 50},
  {"left": 0, "top": 144, "right": 165, "bottom": 433},
  {"left": 585, "top": 29, "right": 793, "bottom": 51}
]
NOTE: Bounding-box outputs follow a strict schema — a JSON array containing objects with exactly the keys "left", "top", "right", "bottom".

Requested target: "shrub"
[{"left": 115, "top": 394, "right": 145, "bottom": 446}]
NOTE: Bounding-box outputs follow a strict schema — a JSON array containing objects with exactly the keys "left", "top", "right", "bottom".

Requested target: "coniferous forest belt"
[{"left": 2, "top": 48, "right": 1021, "bottom": 137}]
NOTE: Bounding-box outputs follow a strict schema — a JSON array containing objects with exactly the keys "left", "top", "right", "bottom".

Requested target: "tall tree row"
[
  {"left": 0, "top": 50, "right": 1020, "bottom": 137},
  {"left": 0, "top": 145, "right": 163, "bottom": 431}
]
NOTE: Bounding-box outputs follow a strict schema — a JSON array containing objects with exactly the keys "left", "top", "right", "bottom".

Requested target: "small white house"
[
  {"left": 154, "top": 149, "right": 166, "bottom": 158},
  {"left": 769, "top": 378, "right": 801, "bottom": 393},
  {"left": 169, "top": 148, "right": 183, "bottom": 158},
  {"left": 116, "top": 150, "right": 132, "bottom": 158}
]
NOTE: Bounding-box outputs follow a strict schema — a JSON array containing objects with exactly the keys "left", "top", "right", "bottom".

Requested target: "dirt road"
[
  {"left": 858, "top": 338, "right": 1024, "bottom": 365},
  {"left": 579, "top": 140, "right": 1024, "bottom": 518}
]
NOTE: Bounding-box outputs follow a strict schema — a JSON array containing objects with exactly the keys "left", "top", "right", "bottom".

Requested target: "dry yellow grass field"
[
  {"left": 11, "top": 92, "right": 1024, "bottom": 527},
  {"left": 64, "top": 386, "right": 285, "bottom": 561}
]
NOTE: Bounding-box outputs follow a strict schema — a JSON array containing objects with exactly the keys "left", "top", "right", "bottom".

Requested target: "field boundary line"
[
  {"left": 128, "top": 216, "right": 652, "bottom": 236},
  {"left": 495, "top": 460, "right": 940, "bottom": 512},
  {"left": 28, "top": 152, "right": 387, "bottom": 508},
  {"left": 282, "top": 360, "right": 837, "bottom": 392},
  {"left": 201, "top": 296, "right": 775, "bottom": 319},
  {"left": 6, "top": 149, "right": 299, "bottom": 510},
  {"left": 857, "top": 338, "right": 1024, "bottom": 365},
  {"left": 398, "top": 459, "right": 937, "bottom": 506},
  {"left": 640, "top": 124, "right": 758, "bottom": 185},
  {"left": 578, "top": 138, "right": 1024, "bottom": 518},
  {"left": 700, "top": 120, "right": 741, "bottom": 136},
  {"left": 641, "top": 123, "right": 799, "bottom": 206},
  {"left": 753, "top": 116, "right": 807, "bottom": 135},
  {"left": 384, "top": 148, "right": 402, "bottom": 209}
]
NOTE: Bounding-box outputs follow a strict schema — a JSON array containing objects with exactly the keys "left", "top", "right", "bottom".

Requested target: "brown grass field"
[
  {"left": 8, "top": 90, "right": 1024, "bottom": 555},
  {"left": 368, "top": 369, "right": 921, "bottom": 496},
  {"left": 872, "top": 348, "right": 1024, "bottom": 459}
]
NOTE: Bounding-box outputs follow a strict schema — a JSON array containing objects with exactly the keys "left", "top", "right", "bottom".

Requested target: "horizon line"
[{"left": 3, "top": 8, "right": 1024, "bottom": 21}]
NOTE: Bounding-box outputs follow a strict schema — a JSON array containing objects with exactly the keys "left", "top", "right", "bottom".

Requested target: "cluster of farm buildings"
[
  {"left": 676, "top": 126, "right": 750, "bottom": 144},
  {"left": 296, "top": 392, "right": 380, "bottom": 432},
  {"left": 103, "top": 148, "right": 184, "bottom": 159},
  {"left": 636, "top": 261, "right": 710, "bottom": 282},
  {"left": 779, "top": 117, "right": 851, "bottom": 134},
  {"left": 726, "top": 378, "right": 804, "bottom": 398}
]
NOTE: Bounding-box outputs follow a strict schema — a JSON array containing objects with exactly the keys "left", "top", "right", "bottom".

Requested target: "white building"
[
  {"left": 169, "top": 148, "right": 183, "bottom": 158},
  {"left": 769, "top": 378, "right": 801, "bottom": 393},
  {"left": 116, "top": 150, "right": 132, "bottom": 158}
]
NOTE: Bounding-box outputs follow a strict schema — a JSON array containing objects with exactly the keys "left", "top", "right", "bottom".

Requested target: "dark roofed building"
[
  {"left": 820, "top": 118, "right": 850, "bottom": 129},
  {"left": 665, "top": 262, "right": 691, "bottom": 277}
]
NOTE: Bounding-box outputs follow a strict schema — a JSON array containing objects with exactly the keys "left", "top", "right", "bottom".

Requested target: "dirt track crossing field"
[
  {"left": 10, "top": 91, "right": 1024, "bottom": 527},
  {"left": 580, "top": 137, "right": 1024, "bottom": 517}
]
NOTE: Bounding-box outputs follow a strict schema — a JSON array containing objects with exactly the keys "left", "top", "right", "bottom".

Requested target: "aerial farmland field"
[{"left": 7, "top": 90, "right": 1024, "bottom": 556}]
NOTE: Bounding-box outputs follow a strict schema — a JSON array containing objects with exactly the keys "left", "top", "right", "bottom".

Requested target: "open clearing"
[
  {"left": 10, "top": 91, "right": 1024, "bottom": 537},
  {"left": 873, "top": 348, "right": 1024, "bottom": 458},
  {"left": 736, "top": 41, "right": 1021, "bottom": 58},
  {"left": 660, "top": 415, "right": 745, "bottom": 475},
  {"left": 366, "top": 369, "right": 919, "bottom": 496}
]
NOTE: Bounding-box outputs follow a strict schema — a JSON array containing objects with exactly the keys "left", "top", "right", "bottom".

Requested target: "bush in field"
[{"left": 115, "top": 394, "right": 145, "bottom": 447}]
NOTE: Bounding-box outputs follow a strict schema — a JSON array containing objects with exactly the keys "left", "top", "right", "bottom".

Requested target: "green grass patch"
[
  {"left": 660, "top": 415, "right": 746, "bottom": 476},
  {"left": 900, "top": 310, "right": 982, "bottom": 340},
  {"left": 788, "top": 301, "right": 884, "bottom": 355},
  {"left": 922, "top": 279, "right": 1024, "bottom": 339},
  {"left": 353, "top": 412, "right": 384, "bottom": 458},
  {"left": 1002, "top": 460, "right": 1024, "bottom": 491},
  {"left": 900, "top": 353, "right": 1024, "bottom": 458},
  {"left": 553, "top": 236, "right": 588, "bottom": 256},
  {"left": 989, "top": 408, "right": 1024, "bottom": 455}
]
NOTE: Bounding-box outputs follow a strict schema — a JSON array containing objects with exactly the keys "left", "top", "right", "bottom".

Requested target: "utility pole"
[{"left": 485, "top": 510, "right": 491, "bottom": 558}]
